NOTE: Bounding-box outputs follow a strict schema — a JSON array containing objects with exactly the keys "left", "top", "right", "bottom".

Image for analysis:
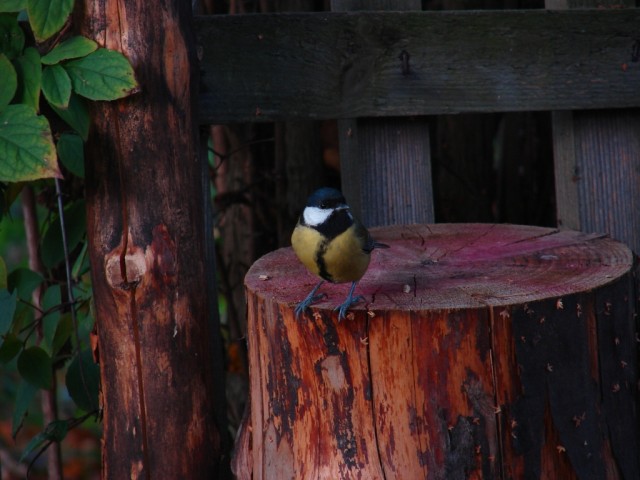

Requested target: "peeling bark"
[{"left": 79, "top": 0, "right": 222, "bottom": 477}]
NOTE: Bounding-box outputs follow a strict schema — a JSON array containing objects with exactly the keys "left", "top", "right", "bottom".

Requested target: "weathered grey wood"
[
  {"left": 331, "top": 0, "right": 421, "bottom": 9},
  {"left": 546, "top": 0, "right": 628, "bottom": 7},
  {"left": 551, "top": 111, "right": 581, "bottom": 230},
  {"left": 195, "top": 9, "right": 640, "bottom": 123},
  {"left": 548, "top": 0, "right": 640, "bottom": 254},
  {"left": 338, "top": 117, "right": 435, "bottom": 226},
  {"left": 331, "top": 0, "right": 434, "bottom": 227},
  {"left": 552, "top": 110, "right": 640, "bottom": 253}
]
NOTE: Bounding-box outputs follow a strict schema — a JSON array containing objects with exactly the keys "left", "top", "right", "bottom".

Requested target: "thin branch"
[
  {"left": 25, "top": 410, "right": 100, "bottom": 479},
  {"left": 54, "top": 180, "right": 78, "bottom": 342},
  {"left": 18, "top": 298, "right": 78, "bottom": 324},
  {"left": 21, "top": 185, "right": 63, "bottom": 480},
  {"left": 54, "top": 179, "right": 94, "bottom": 409},
  {"left": 209, "top": 136, "right": 274, "bottom": 170}
]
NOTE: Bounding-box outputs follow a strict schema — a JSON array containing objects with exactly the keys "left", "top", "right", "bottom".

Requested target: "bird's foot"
[
  {"left": 294, "top": 280, "right": 326, "bottom": 319},
  {"left": 294, "top": 293, "right": 327, "bottom": 318},
  {"left": 334, "top": 294, "right": 364, "bottom": 321}
]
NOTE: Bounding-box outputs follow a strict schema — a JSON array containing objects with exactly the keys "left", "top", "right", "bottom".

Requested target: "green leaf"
[
  {"left": 65, "top": 48, "right": 138, "bottom": 101},
  {"left": 41, "top": 36, "right": 97, "bottom": 65},
  {"left": 51, "top": 312, "right": 71, "bottom": 355},
  {"left": 11, "top": 301, "right": 32, "bottom": 333},
  {"left": 0, "top": 181, "right": 23, "bottom": 213},
  {"left": 0, "top": 104, "right": 61, "bottom": 182},
  {"left": 66, "top": 349, "right": 99, "bottom": 412},
  {"left": 77, "top": 303, "right": 94, "bottom": 342},
  {"left": 12, "top": 380, "right": 37, "bottom": 438},
  {"left": 20, "top": 419, "right": 68, "bottom": 462},
  {"left": 50, "top": 92, "right": 89, "bottom": 140},
  {"left": 41, "top": 200, "right": 86, "bottom": 268},
  {"left": 18, "top": 345, "right": 52, "bottom": 389},
  {"left": 0, "top": 0, "right": 27, "bottom": 12},
  {"left": 47, "top": 419, "right": 70, "bottom": 441},
  {"left": 13, "top": 47, "right": 41, "bottom": 110},
  {"left": 41, "top": 284, "right": 60, "bottom": 353},
  {"left": 42, "top": 63, "right": 71, "bottom": 108},
  {"left": 19, "top": 430, "right": 48, "bottom": 462},
  {"left": 0, "top": 256, "right": 6, "bottom": 289},
  {"left": 0, "top": 332, "right": 22, "bottom": 363},
  {"left": 0, "top": 53, "right": 17, "bottom": 109},
  {"left": 0, "top": 288, "right": 17, "bottom": 334},
  {"left": 72, "top": 241, "right": 89, "bottom": 277},
  {"left": 7, "top": 267, "right": 43, "bottom": 300},
  {"left": 0, "top": 13, "right": 24, "bottom": 59},
  {"left": 0, "top": 0, "right": 26, "bottom": 12},
  {"left": 27, "top": 0, "right": 74, "bottom": 42},
  {"left": 56, "top": 132, "right": 84, "bottom": 177}
]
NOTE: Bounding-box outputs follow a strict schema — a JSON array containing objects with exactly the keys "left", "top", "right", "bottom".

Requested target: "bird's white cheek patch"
[{"left": 304, "top": 206, "right": 332, "bottom": 226}]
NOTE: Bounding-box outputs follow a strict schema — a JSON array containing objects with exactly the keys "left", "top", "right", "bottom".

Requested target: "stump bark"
[{"left": 237, "top": 224, "right": 638, "bottom": 479}]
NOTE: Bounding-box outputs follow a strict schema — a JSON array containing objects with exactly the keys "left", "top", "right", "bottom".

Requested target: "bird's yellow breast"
[
  {"left": 291, "top": 224, "right": 323, "bottom": 277},
  {"left": 291, "top": 223, "right": 371, "bottom": 284},
  {"left": 323, "top": 226, "right": 371, "bottom": 283}
]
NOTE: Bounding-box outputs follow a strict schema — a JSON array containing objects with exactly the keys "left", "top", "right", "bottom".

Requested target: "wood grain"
[
  {"left": 331, "top": 0, "right": 435, "bottom": 228},
  {"left": 238, "top": 224, "right": 638, "bottom": 479},
  {"left": 195, "top": 9, "right": 640, "bottom": 123},
  {"left": 548, "top": 0, "right": 640, "bottom": 255},
  {"left": 552, "top": 109, "right": 640, "bottom": 254},
  {"left": 80, "top": 0, "right": 223, "bottom": 477},
  {"left": 246, "top": 224, "right": 631, "bottom": 310}
]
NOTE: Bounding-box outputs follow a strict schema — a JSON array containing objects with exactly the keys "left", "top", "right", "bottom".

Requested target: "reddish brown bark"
[
  {"left": 239, "top": 224, "right": 638, "bottom": 479},
  {"left": 79, "top": 0, "right": 222, "bottom": 478}
]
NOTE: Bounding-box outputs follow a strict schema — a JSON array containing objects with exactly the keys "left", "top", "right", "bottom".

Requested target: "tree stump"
[{"left": 236, "top": 224, "right": 638, "bottom": 480}]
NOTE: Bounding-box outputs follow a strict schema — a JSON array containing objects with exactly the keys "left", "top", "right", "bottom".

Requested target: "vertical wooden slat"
[
  {"left": 331, "top": 0, "right": 435, "bottom": 228},
  {"left": 572, "top": 111, "right": 640, "bottom": 247},
  {"left": 552, "top": 109, "right": 640, "bottom": 252},
  {"left": 551, "top": 111, "right": 581, "bottom": 230}
]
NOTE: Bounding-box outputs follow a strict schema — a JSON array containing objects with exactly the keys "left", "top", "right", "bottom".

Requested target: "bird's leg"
[
  {"left": 335, "top": 281, "right": 364, "bottom": 321},
  {"left": 295, "top": 280, "right": 326, "bottom": 319}
]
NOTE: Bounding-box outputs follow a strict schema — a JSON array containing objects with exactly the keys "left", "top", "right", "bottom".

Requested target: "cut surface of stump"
[{"left": 237, "top": 224, "right": 638, "bottom": 480}]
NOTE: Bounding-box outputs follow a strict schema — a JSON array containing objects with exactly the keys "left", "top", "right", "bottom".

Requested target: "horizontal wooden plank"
[{"left": 194, "top": 9, "right": 640, "bottom": 123}]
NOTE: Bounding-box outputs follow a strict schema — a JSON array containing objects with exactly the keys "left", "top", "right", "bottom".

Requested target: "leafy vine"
[{"left": 0, "top": 0, "right": 137, "bottom": 474}]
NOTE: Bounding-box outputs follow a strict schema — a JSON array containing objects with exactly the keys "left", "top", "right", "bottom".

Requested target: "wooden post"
[
  {"left": 80, "top": 0, "right": 223, "bottom": 477},
  {"left": 331, "top": 0, "right": 435, "bottom": 227},
  {"left": 237, "top": 224, "right": 638, "bottom": 479}
]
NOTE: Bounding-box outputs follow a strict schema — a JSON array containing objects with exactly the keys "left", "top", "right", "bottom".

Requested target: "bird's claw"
[
  {"left": 294, "top": 293, "right": 327, "bottom": 319},
  {"left": 334, "top": 295, "right": 364, "bottom": 321}
]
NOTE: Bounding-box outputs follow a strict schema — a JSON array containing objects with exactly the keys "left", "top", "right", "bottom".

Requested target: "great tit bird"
[{"left": 291, "top": 187, "right": 389, "bottom": 321}]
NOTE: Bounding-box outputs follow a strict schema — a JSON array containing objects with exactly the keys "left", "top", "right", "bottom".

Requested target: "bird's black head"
[
  {"left": 306, "top": 187, "right": 347, "bottom": 210},
  {"left": 300, "top": 188, "right": 353, "bottom": 235}
]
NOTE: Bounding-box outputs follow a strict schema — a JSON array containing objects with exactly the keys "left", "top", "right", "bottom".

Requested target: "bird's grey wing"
[{"left": 354, "top": 221, "right": 377, "bottom": 253}]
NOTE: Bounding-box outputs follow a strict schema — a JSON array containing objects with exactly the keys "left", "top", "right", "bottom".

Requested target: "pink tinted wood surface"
[{"left": 245, "top": 223, "right": 632, "bottom": 313}]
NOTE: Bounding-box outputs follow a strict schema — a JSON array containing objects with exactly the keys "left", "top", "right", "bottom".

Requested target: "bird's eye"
[{"left": 320, "top": 201, "right": 327, "bottom": 208}]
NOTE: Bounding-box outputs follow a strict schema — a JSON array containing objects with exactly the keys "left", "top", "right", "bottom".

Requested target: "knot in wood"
[{"left": 105, "top": 248, "right": 146, "bottom": 290}]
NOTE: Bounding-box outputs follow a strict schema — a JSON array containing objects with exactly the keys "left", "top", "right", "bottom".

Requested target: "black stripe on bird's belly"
[
  {"left": 316, "top": 209, "right": 353, "bottom": 240},
  {"left": 315, "top": 239, "right": 333, "bottom": 282}
]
